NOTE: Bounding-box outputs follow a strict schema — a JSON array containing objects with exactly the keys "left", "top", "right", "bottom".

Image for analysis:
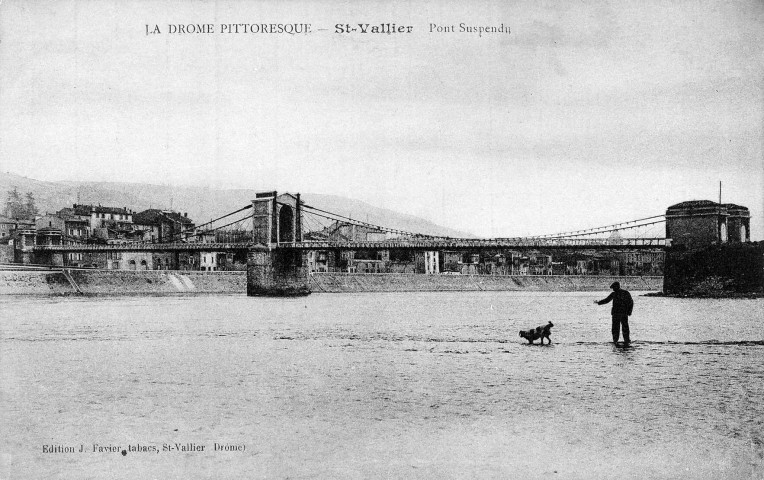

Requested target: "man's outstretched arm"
[{"left": 596, "top": 292, "right": 614, "bottom": 305}]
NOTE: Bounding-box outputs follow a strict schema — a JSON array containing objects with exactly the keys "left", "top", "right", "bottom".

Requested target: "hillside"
[{"left": 0, "top": 172, "right": 473, "bottom": 238}]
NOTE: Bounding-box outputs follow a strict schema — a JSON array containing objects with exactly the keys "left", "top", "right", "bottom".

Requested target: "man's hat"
[{"left": 610, "top": 281, "right": 620, "bottom": 289}]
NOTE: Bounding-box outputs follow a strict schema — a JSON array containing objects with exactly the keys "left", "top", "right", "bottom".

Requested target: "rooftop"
[
  {"left": 133, "top": 209, "right": 194, "bottom": 225},
  {"left": 723, "top": 203, "right": 749, "bottom": 212},
  {"left": 667, "top": 200, "right": 720, "bottom": 209},
  {"left": 667, "top": 200, "right": 749, "bottom": 214},
  {"left": 67, "top": 204, "right": 133, "bottom": 215}
]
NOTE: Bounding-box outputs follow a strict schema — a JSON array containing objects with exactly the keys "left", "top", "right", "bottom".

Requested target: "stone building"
[
  {"left": 349, "top": 258, "right": 385, "bottom": 273},
  {"left": 530, "top": 254, "right": 553, "bottom": 275},
  {"left": 53, "top": 204, "right": 140, "bottom": 242},
  {"left": 133, "top": 209, "right": 195, "bottom": 243},
  {"left": 57, "top": 204, "right": 134, "bottom": 232},
  {"left": 36, "top": 214, "right": 84, "bottom": 239},
  {"left": 306, "top": 250, "right": 330, "bottom": 273},
  {"left": 35, "top": 214, "right": 90, "bottom": 265},
  {"left": 615, "top": 250, "right": 665, "bottom": 276},
  {"left": 0, "top": 215, "right": 16, "bottom": 241},
  {"left": 441, "top": 251, "right": 462, "bottom": 273},
  {"left": 512, "top": 255, "right": 530, "bottom": 275},
  {"left": 666, "top": 200, "right": 750, "bottom": 250}
]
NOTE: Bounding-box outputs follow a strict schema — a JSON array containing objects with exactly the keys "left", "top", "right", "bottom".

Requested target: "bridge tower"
[
  {"left": 251, "top": 191, "right": 303, "bottom": 245},
  {"left": 665, "top": 200, "right": 751, "bottom": 250},
  {"left": 664, "top": 200, "right": 760, "bottom": 295},
  {"left": 247, "top": 191, "right": 310, "bottom": 296}
]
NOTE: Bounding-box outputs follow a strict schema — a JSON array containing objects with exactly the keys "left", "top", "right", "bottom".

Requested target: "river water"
[{"left": 1, "top": 292, "right": 763, "bottom": 479}]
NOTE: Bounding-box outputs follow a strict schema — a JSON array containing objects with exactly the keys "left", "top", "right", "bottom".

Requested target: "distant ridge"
[{"left": 0, "top": 172, "right": 474, "bottom": 238}]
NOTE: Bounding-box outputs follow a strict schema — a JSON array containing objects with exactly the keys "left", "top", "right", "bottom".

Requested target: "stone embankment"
[
  {"left": 664, "top": 242, "right": 764, "bottom": 297},
  {"left": 309, "top": 273, "right": 663, "bottom": 293},
  {"left": 0, "top": 270, "right": 245, "bottom": 295},
  {"left": 0, "top": 269, "right": 662, "bottom": 295},
  {"left": 0, "top": 270, "right": 75, "bottom": 295}
]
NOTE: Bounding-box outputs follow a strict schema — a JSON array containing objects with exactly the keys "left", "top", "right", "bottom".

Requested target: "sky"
[{"left": 1, "top": 0, "right": 762, "bottom": 239}]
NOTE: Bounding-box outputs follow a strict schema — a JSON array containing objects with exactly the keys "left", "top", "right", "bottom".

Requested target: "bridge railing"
[
  {"left": 32, "top": 237, "right": 669, "bottom": 252},
  {"left": 32, "top": 242, "right": 264, "bottom": 252},
  {"left": 288, "top": 237, "right": 669, "bottom": 249}
]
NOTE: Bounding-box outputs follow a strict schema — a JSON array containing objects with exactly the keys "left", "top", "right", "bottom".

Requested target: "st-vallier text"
[
  {"left": 334, "top": 23, "right": 413, "bottom": 34},
  {"left": 42, "top": 443, "right": 246, "bottom": 453}
]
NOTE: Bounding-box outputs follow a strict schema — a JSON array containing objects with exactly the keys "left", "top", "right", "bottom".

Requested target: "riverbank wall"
[
  {"left": 308, "top": 273, "right": 662, "bottom": 293},
  {"left": 0, "top": 270, "right": 246, "bottom": 295},
  {"left": 664, "top": 242, "right": 764, "bottom": 296},
  {"left": 0, "top": 269, "right": 662, "bottom": 295}
]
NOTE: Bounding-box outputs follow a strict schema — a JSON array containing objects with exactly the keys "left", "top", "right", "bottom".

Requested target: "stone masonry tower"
[
  {"left": 247, "top": 191, "right": 309, "bottom": 296},
  {"left": 665, "top": 200, "right": 750, "bottom": 251}
]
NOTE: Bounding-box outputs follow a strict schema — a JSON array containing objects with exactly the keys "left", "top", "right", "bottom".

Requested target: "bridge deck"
[
  {"left": 32, "top": 238, "right": 668, "bottom": 252},
  {"left": 32, "top": 243, "right": 266, "bottom": 252},
  {"left": 290, "top": 238, "right": 668, "bottom": 249}
]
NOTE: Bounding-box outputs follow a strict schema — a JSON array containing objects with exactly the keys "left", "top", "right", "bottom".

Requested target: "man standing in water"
[{"left": 595, "top": 281, "right": 634, "bottom": 344}]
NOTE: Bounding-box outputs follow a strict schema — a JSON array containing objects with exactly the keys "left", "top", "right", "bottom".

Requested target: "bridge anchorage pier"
[
  {"left": 246, "top": 191, "right": 310, "bottom": 297},
  {"left": 246, "top": 249, "right": 310, "bottom": 297}
]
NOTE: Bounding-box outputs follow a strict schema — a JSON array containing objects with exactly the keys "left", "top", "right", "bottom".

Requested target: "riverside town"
[{"left": 0, "top": 187, "right": 760, "bottom": 297}]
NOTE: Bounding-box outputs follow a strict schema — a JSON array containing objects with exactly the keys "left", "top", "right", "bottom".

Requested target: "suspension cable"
[
  {"left": 543, "top": 219, "right": 666, "bottom": 238},
  {"left": 194, "top": 205, "right": 252, "bottom": 230},
  {"left": 531, "top": 215, "right": 666, "bottom": 239},
  {"left": 301, "top": 203, "right": 439, "bottom": 238}
]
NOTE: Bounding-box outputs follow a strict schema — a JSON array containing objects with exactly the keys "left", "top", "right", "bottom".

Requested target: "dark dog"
[{"left": 519, "top": 321, "right": 554, "bottom": 344}]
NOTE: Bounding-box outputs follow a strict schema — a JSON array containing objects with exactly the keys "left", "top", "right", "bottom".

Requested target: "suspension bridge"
[
  {"left": 32, "top": 191, "right": 669, "bottom": 253},
  {"left": 21, "top": 192, "right": 757, "bottom": 296},
  {"left": 25, "top": 191, "right": 675, "bottom": 295}
]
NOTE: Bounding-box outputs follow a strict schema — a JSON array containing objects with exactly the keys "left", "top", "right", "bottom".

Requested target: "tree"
[
  {"left": 4, "top": 188, "right": 38, "bottom": 219},
  {"left": 4, "top": 187, "right": 23, "bottom": 218},
  {"left": 24, "top": 192, "right": 38, "bottom": 217}
]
